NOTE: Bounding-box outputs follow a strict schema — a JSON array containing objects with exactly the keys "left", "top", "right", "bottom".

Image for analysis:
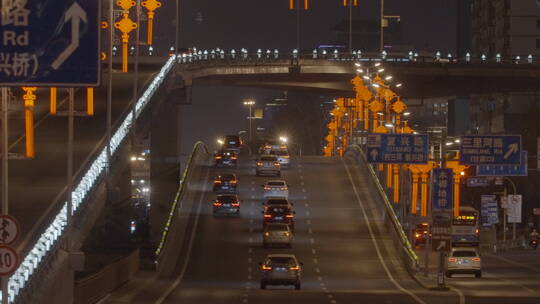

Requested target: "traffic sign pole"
[{"left": 1, "top": 87, "right": 8, "bottom": 304}]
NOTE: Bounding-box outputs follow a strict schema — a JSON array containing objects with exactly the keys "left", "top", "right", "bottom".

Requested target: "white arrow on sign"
[
  {"left": 51, "top": 2, "right": 88, "bottom": 70},
  {"left": 503, "top": 143, "right": 519, "bottom": 159},
  {"left": 436, "top": 241, "right": 446, "bottom": 251},
  {"left": 370, "top": 149, "right": 379, "bottom": 161}
]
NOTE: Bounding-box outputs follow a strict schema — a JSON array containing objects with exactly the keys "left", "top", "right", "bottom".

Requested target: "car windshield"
[
  {"left": 452, "top": 250, "right": 477, "bottom": 257},
  {"left": 217, "top": 196, "right": 237, "bottom": 202},
  {"left": 268, "top": 207, "right": 290, "bottom": 214},
  {"left": 265, "top": 225, "right": 288, "bottom": 232},
  {"left": 266, "top": 199, "right": 288, "bottom": 205},
  {"left": 268, "top": 182, "right": 285, "bottom": 186},
  {"left": 267, "top": 257, "right": 295, "bottom": 266},
  {"left": 261, "top": 156, "right": 277, "bottom": 161}
]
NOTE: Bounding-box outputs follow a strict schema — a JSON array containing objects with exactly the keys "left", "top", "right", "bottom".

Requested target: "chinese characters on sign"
[
  {"left": 459, "top": 135, "right": 521, "bottom": 165},
  {"left": 431, "top": 168, "right": 454, "bottom": 211},
  {"left": 506, "top": 194, "right": 522, "bottom": 224},
  {"left": 477, "top": 151, "right": 528, "bottom": 177},
  {"left": 0, "top": 0, "right": 100, "bottom": 86},
  {"left": 0, "top": 0, "right": 37, "bottom": 79},
  {"left": 366, "top": 134, "right": 429, "bottom": 164},
  {"left": 481, "top": 195, "right": 499, "bottom": 226}
]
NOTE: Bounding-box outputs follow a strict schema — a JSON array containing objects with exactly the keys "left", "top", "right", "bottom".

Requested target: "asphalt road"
[
  {"left": 7, "top": 71, "right": 154, "bottom": 251},
  {"left": 116, "top": 154, "right": 467, "bottom": 304}
]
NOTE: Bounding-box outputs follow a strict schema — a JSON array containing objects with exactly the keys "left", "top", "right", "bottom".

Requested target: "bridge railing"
[
  {"left": 4, "top": 56, "right": 178, "bottom": 303},
  {"left": 172, "top": 48, "right": 540, "bottom": 67},
  {"left": 154, "top": 141, "right": 209, "bottom": 263},
  {"left": 345, "top": 144, "right": 419, "bottom": 274}
]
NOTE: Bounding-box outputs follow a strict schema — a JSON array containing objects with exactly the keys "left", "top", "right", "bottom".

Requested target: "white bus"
[{"left": 452, "top": 206, "right": 480, "bottom": 246}]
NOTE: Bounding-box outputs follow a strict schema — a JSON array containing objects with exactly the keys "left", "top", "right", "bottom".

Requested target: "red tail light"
[
  {"left": 448, "top": 258, "right": 457, "bottom": 263},
  {"left": 213, "top": 202, "right": 223, "bottom": 206},
  {"left": 230, "top": 180, "right": 237, "bottom": 184},
  {"left": 257, "top": 162, "right": 263, "bottom": 166},
  {"left": 286, "top": 214, "right": 294, "bottom": 218},
  {"left": 215, "top": 156, "right": 222, "bottom": 159},
  {"left": 273, "top": 162, "right": 280, "bottom": 166},
  {"left": 263, "top": 214, "right": 272, "bottom": 218},
  {"left": 214, "top": 180, "right": 222, "bottom": 184},
  {"left": 231, "top": 156, "right": 237, "bottom": 160},
  {"left": 231, "top": 202, "right": 240, "bottom": 207},
  {"left": 261, "top": 265, "right": 272, "bottom": 270},
  {"left": 280, "top": 187, "right": 287, "bottom": 191},
  {"left": 472, "top": 258, "right": 481, "bottom": 262},
  {"left": 264, "top": 186, "right": 271, "bottom": 190},
  {"left": 289, "top": 266, "right": 300, "bottom": 270}
]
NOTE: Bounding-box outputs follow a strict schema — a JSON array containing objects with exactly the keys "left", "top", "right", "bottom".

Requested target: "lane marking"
[
  {"left": 300, "top": 176, "right": 304, "bottom": 180},
  {"left": 315, "top": 267, "right": 321, "bottom": 273},
  {"left": 311, "top": 249, "right": 316, "bottom": 255},
  {"left": 305, "top": 211, "right": 310, "bottom": 216},
  {"left": 303, "top": 196, "right": 307, "bottom": 200},
  {"left": 330, "top": 300, "right": 336, "bottom": 304},
  {"left": 302, "top": 189, "right": 307, "bottom": 193},
  {"left": 327, "top": 294, "right": 333, "bottom": 299},
  {"left": 310, "top": 238, "right": 315, "bottom": 244},
  {"left": 485, "top": 253, "right": 540, "bottom": 274},
  {"left": 308, "top": 228, "right": 313, "bottom": 235},
  {"left": 247, "top": 275, "right": 252, "bottom": 280},
  {"left": 300, "top": 181, "right": 305, "bottom": 186},
  {"left": 317, "top": 276, "right": 323, "bottom": 281},
  {"left": 307, "top": 219, "right": 311, "bottom": 225},
  {"left": 154, "top": 169, "right": 210, "bottom": 304},
  {"left": 449, "top": 286, "right": 465, "bottom": 304},
  {"left": 248, "top": 237, "right": 253, "bottom": 243},
  {"left": 304, "top": 202, "right": 309, "bottom": 207},
  {"left": 247, "top": 266, "right": 252, "bottom": 271},
  {"left": 342, "top": 159, "right": 427, "bottom": 304},
  {"left": 251, "top": 181, "right": 255, "bottom": 185},
  {"left": 312, "top": 258, "right": 318, "bottom": 264},
  {"left": 248, "top": 258, "right": 252, "bottom": 263},
  {"left": 251, "top": 187, "right": 255, "bottom": 191}
]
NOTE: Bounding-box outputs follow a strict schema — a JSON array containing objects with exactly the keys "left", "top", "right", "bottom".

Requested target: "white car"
[
  {"left": 446, "top": 247, "right": 482, "bottom": 278},
  {"left": 263, "top": 223, "right": 293, "bottom": 248},
  {"left": 273, "top": 149, "right": 291, "bottom": 167},
  {"left": 256, "top": 155, "right": 281, "bottom": 177},
  {"left": 263, "top": 180, "right": 289, "bottom": 198}
]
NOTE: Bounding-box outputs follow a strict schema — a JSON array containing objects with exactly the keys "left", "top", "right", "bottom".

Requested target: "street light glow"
[
  {"left": 377, "top": 68, "right": 385, "bottom": 73},
  {"left": 372, "top": 83, "right": 380, "bottom": 88},
  {"left": 362, "top": 75, "right": 370, "bottom": 80},
  {"left": 403, "top": 111, "right": 411, "bottom": 116},
  {"left": 279, "top": 136, "right": 288, "bottom": 143},
  {"left": 217, "top": 139, "right": 224, "bottom": 145},
  {"left": 354, "top": 62, "right": 361, "bottom": 67},
  {"left": 243, "top": 100, "right": 255, "bottom": 106},
  {"left": 385, "top": 123, "right": 394, "bottom": 128},
  {"left": 356, "top": 69, "right": 364, "bottom": 73},
  {"left": 396, "top": 83, "right": 403, "bottom": 88},
  {"left": 374, "top": 62, "right": 381, "bottom": 67},
  {"left": 385, "top": 75, "right": 393, "bottom": 81}
]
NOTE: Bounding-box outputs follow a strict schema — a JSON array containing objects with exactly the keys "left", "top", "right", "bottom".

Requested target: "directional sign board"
[
  {"left": 477, "top": 151, "right": 528, "bottom": 176},
  {"left": 432, "top": 212, "right": 452, "bottom": 252},
  {"left": 0, "top": 245, "right": 18, "bottom": 276},
  {"left": 459, "top": 135, "right": 521, "bottom": 165},
  {"left": 0, "top": 215, "right": 20, "bottom": 245},
  {"left": 0, "top": 0, "right": 100, "bottom": 86},
  {"left": 507, "top": 194, "right": 522, "bottom": 223},
  {"left": 466, "top": 177, "right": 490, "bottom": 187},
  {"left": 431, "top": 168, "right": 454, "bottom": 211},
  {"left": 481, "top": 195, "right": 498, "bottom": 226},
  {"left": 366, "top": 133, "right": 428, "bottom": 164}
]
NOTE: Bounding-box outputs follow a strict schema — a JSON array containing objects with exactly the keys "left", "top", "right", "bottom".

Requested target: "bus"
[{"left": 452, "top": 206, "right": 480, "bottom": 246}]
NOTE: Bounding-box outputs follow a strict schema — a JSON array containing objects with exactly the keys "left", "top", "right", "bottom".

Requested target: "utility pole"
[{"left": 1, "top": 87, "right": 8, "bottom": 304}]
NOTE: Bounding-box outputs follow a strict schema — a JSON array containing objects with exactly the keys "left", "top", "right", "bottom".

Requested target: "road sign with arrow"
[
  {"left": 0, "top": 0, "right": 100, "bottom": 86},
  {"left": 459, "top": 135, "right": 521, "bottom": 165},
  {"left": 366, "top": 133, "right": 429, "bottom": 164}
]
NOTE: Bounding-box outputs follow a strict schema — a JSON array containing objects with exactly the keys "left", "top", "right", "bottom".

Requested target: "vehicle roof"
[{"left": 266, "top": 253, "right": 297, "bottom": 258}]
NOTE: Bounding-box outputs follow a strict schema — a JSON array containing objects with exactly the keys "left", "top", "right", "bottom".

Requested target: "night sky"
[{"left": 149, "top": 0, "right": 459, "bottom": 154}]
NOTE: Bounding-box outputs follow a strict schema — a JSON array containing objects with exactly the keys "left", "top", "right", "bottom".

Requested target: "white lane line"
[
  {"left": 248, "top": 248, "right": 253, "bottom": 253},
  {"left": 249, "top": 219, "right": 254, "bottom": 224},
  {"left": 308, "top": 228, "right": 313, "bottom": 234},
  {"left": 302, "top": 188, "right": 307, "bottom": 193},
  {"left": 330, "top": 300, "right": 336, "bottom": 304},
  {"left": 247, "top": 275, "right": 252, "bottom": 280},
  {"left": 327, "top": 294, "right": 333, "bottom": 299},
  {"left": 319, "top": 282, "right": 325, "bottom": 287},
  {"left": 311, "top": 249, "right": 316, "bottom": 255},
  {"left": 317, "top": 276, "right": 323, "bottom": 281},
  {"left": 242, "top": 299, "right": 248, "bottom": 303},
  {"left": 248, "top": 258, "right": 252, "bottom": 263},
  {"left": 300, "top": 181, "right": 305, "bottom": 186},
  {"left": 303, "top": 196, "right": 307, "bottom": 200},
  {"left": 312, "top": 258, "right": 318, "bottom": 264},
  {"left": 248, "top": 267, "right": 252, "bottom": 272},
  {"left": 342, "top": 159, "right": 427, "bottom": 304},
  {"left": 315, "top": 267, "right": 321, "bottom": 273},
  {"left": 248, "top": 237, "right": 253, "bottom": 243},
  {"left": 322, "top": 287, "right": 328, "bottom": 292},
  {"left": 305, "top": 211, "right": 310, "bottom": 217},
  {"left": 154, "top": 169, "right": 210, "bottom": 304},
  {"left": 304, "top": 202, "right": 309, "bottom": 207},
  {"left": 307, "top": 219, "right": 312, "bottom": 225},
  {"left": 310, "top": 238, "right": 315, "bottom": 244},
  {"left": 300, "top": 176, "right": 304, "bottom": 180},
  {"left": 251, "top": 181, "right": 255, "bottom": 185},
  {"left": 449, "top": 286, "right": 465, "bottom": 304},
  {"left": 251, "top": 187, "right": 255, "bottom": 191}
]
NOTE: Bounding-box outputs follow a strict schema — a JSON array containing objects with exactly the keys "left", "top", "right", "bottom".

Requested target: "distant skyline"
[{"left": 152, "top": 0, "right": 458, "bottom": 53}]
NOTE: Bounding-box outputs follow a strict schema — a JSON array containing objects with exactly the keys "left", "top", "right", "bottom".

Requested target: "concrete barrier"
[{"left": 74, "top": 249, "right": 140, "bottom": 304}]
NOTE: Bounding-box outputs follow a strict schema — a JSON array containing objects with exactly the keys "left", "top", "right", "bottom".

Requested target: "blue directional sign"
[
  {"left": 466, "top": 177, "right": 490, "bottom": 187},
  {"left": 481, "top": 195, "right": 499, "bottom": 226},
  {"left": 431, "top": 168, "right": 454, "bottom": 211},
  {"left": 477, "top": 151, "right": 528, "bottom": 176},
  {"left": 366, "top": 133, "right": 429, "bottom": 164},
  {"left": 0, "top": 0, "right": 100, "bottom": 86},
  {"left": 459, "top": 135, "right": 521, "bottom": 165}
]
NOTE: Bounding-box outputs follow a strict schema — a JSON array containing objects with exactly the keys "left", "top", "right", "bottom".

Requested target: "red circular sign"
[
  {"left": 0, "top": 215, "right": 20, "bottom": 245},
  {"left": 0, "top": 245, "right": 19, "bottom": 276}
]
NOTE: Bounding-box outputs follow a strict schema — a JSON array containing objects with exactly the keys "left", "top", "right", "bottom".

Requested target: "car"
[
  {"left": 263, "top": 223, "right": 293, "bottom": 248},
  {"left": 262, "top": 205, "right": 295, "bottom": 230},
  {"left": 263, "top": 180, "right": 289, "bottom": 198},
  {"left": 260, "top": 254, "right": 302, "bottom": 290},
  {"left": 446, "top": 247, "right": 482, "bottom": 278},
  {"left": 413, "top": 223, "right": 430, "bottom": 246},
  {"left": 213, "top": 174, "right": 238, "bottom": 193},
  {"left": 262, "top": 198, "right": 294, "bottom": 211},
  {"left": 212, "top": 194, "right": 241, "bottom": 217},
  {"left": 214, "top": 150, "right": 237, "bottom": 167},
  {"left": 224, "top": 135, "right": 242, "bottom": 151},
  {"left": 256, "top": 155, "right": 281, "bottom": 177},
  {"left": 273, "top": 149, "right": 291, "bottom": 167}
]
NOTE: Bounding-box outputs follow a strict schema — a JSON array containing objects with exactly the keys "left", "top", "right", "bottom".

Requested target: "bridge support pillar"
[{"left": 150, "top": 97, "right": 183, "bottom": 245}]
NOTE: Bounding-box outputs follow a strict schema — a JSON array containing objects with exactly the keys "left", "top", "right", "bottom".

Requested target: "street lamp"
[{"left": 243, "top": 99, "right": 256, "bottom": 141}]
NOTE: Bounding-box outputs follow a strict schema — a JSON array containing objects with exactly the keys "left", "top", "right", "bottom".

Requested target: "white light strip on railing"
[{"left": 0, "top": 56, "right": 177, "bottom": 303}]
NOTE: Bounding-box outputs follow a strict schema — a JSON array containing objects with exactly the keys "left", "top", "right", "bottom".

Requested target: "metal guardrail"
[
  {"left": 2, "top": 56, "right": 178, "bottom": 303},
  {"left": 154, "top": 141, "right": 209, "bottom": 260},
  {"left": 345, "top": 144, "right": 419, "bottom": 271},
  {"left": 173, "top": 48, "right": 540, "bottom": 66}
]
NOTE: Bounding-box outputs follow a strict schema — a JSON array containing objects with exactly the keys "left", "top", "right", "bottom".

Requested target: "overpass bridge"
[
  {"left": 126, "top": 50, "right": 540, "bottom": 99},
  {"left": 4, "top": 51, "right": 540, "bottom": 303}
]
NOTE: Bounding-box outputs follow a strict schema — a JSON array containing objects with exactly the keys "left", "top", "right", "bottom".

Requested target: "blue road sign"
[
  {"left": 481, "top": 195, "right": 499, "bottom": 226},
  {"left": 466, "top": 177, "right": 490, "bottom": 187},
  {"left": 477, "top": 151, "right": 528, "bottom": 176},
  {"left": 459, "top": 135, "right": 521, "bottom": 165},
  {"left": 366, "top": 133, "right": 429, "bottom": 164},
  {"left": 431, "top": 168, "right": 454, "bottom": 211},
  {"left": 0, "top": 0, "right": 100, "bottom": 86}
]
